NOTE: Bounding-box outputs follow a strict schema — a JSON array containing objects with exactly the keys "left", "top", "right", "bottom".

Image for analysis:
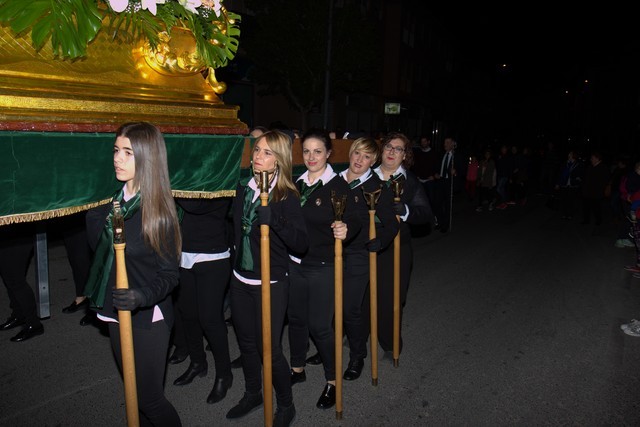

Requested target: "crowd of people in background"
[{"left": 6, "top": 120, "right": 640, "bottom": 426}]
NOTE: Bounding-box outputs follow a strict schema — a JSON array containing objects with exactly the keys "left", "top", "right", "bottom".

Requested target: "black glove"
[
  {"left": 256, "top": 205, "right": 272, "bottom": 226},
  {"left": 393, "top": 202, "right": 407, "bottom": 216},
  {"left": 112, "top": 288, "right": 145, "bottom": 311},
  {"left": 365, "top": 238, "right": 382, "bottom": 252}
]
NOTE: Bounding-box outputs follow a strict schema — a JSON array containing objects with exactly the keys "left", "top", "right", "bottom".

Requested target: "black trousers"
[
  {"left": 58, "top": 212, "right": 92, "bottom": 297},
  {"left": 374, "top": 238, "right": 412, "bottom": 353},
  {"left": 288, "top": 261, "right": 335, "bottom": 381},
  {"left": 178, "top": 259, "right": 232, "bottom": 377},
  {"left": 0, "top": 224, "right": 41, "bottom": 328},
  {"left": 230, "top": 276, "right": 292, "bottom": 407},
  {"left": 108, "top": 321, "right": 181, "bottom": 427},
  {"left": 343, "top": 256, "right": 369, "bottom": 361},
  {"left": 435, "top": 178, "right": 453, "bottom": 229},
  {"left": 170, "top": 290, "right": 188, "bottom": 353}
]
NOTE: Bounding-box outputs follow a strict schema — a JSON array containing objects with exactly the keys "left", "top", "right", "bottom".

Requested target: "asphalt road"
[{"left": 1, "top": 194, "right": 639, "bottom": 426}]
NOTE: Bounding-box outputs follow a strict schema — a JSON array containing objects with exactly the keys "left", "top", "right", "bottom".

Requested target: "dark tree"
[{"left": 242, "top": 0, "right": 379, "bottom": 130}]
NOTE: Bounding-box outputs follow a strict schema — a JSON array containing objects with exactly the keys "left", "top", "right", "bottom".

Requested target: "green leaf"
[
  {"left": 30, "top": 15, "right": 52, "bottom": 50},
  {"left": 9, "top": 1, "right": 49, "bottom": 34}
]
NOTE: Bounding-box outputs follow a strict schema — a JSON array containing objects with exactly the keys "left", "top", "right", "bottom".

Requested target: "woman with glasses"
[
  {"left": 288, "top": 128, "right": 360, "bottom": 410},
  {"left": 339, "top": 137, "right": 399, "bottom": 380},
  {"left": 373, "top": 132, "right": 433, "bottom": 358}
]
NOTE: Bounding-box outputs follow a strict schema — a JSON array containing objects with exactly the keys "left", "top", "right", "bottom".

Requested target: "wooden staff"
[
  {"left": 331, "top": 190, "right": 347, "bottom": 420},
  {"left": 112, "top": 201, "right": 140, "bottom": 427},
  {"left": 391, "top": 180, "right": 404, "bottom": 368},
  {"left": 259, "top": 170, "right": 273, "bottom": 427},
  {"left": 362, "top": 186, "right": 382, "bottom": 386}
]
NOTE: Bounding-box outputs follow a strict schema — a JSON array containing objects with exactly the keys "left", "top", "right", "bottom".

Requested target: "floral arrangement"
[{"left": 0, "top": 0, "right": 240, "bottom": 70}]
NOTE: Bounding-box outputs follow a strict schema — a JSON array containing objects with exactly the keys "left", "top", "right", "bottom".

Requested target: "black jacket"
[
  {"left": 177, "top": 197, "right": 231, "bottom": 253},
  {"left": 344, "top": 173, "right": 399, "bottom": 263},
  {"left": 232, "top": 183, "right": 308, "bottom": 281},
  {"left": 292, "top": 174, "right": 361, "bottom": 265},
  {"left": 86, "top": 202, "right": 179, "bottom": 329}
]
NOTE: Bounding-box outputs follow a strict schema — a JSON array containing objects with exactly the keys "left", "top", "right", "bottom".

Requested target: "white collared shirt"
[
  {"left": 339, "top": 168, "right": 372, "bottom": 187},
  {"left": 297, "top": 164, "right": 337, "bottom": 186}
]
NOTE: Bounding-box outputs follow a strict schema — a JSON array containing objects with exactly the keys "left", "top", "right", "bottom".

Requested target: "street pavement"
[{"left": 1, "top": 194, "right": 639, "bottom": 426}]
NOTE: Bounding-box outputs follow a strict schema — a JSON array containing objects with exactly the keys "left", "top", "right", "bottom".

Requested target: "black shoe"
[
  {"left": 207, "top": 375, "right": 233, "bottom": 404},
  {"left": 316, "top": 383, "right": 336, "bottom": 409},
  {"left": 79, "top": 312, "right": 95, "bottom": 326},
  {"left": 168, "top": 348, "right": 189, "bottom": 365},
  {"left": 173, "top": 361, "right": 208, "bottom": 386},
  {"left": 343, "top": 358, "right": 364, "bottom": 381},
  {"left": 62, "top": 298, "right": 88, "bottom": 313},
  {"left": 290, "top": 369, "right": 306, "bottom": 385},
  {"left": 305, "top": 352, "right": 322, "bottom": 365},
  {"left": 10, "top": 324, "right": 44, "bottom": 342},
  {"left": 230, "top": 355, "right": 242, "bottom": 369},
  {"left": 274, "top": 403, "right": 296, "bottom": 427},
  {"left": 226, "top": 392, "right": 263, "bottom": 419},
  {"left": 0, "top": 316, "right": 24, "bottom": 331}
]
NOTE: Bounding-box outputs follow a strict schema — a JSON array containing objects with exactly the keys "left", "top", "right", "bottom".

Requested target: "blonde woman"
[
  {"left": 226, "top": 130, "right": 308, "bottom": 427},
  {"left": 339, "top": 137, "right": 399, "bottom": 380}
]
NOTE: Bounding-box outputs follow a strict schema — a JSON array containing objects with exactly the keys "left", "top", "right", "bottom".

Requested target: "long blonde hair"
[
  {"left": 254, "top": 130, "right": 299, "bottom": 202},
  {"left": 116, "top": 122, "right": 182, "bottom": 260}
]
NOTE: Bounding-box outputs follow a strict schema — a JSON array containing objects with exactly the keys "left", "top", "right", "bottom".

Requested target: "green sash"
[
  {"left": 84, "top": 190, "right": 141, "bottom": 308},
  {"left": 237, "top": 184, "right": 262, "bottom": 271},
  {"left": 299, "top": 181, "right": 322, "bottom": 207},
  {"left": 385, "top": 173, "right": 402, "bottom": 188}
]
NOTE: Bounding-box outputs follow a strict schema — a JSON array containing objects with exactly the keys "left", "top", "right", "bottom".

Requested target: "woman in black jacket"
[
  {"left": 373, "top": 132, "right": 433, "bottom": 357},
  {"left": 288, "top": 128, "right": 360, "bottom": 410},
  {"left": 85, "top": 122, "right": 182, "bottom": 426},
  {"left": 225, "top": 130, "right": 308, "bottom": 427},
  {"left": 339, "top": 137, "right": 399, "bottom": 380}
]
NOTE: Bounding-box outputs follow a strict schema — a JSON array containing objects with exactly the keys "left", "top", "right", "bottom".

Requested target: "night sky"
[{"left": 430, "top": 6, "right": 640, "bottom": 155}]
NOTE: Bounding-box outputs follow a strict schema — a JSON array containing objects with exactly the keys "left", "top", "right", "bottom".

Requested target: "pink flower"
[{"left": 108, "top": 0, "right": 129, "bottom": 12}]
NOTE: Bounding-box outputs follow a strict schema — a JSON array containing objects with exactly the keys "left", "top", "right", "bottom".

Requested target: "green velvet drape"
[{"left": 0, "top": 131, "right": 245, "bottom": 225}]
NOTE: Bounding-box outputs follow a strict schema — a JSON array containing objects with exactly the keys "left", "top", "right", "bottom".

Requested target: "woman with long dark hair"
[{"left": 85, "top": 122, "right": 182, "bottom": 426}]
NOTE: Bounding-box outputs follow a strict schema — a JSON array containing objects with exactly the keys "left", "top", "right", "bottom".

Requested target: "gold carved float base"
[{"left": 0, "top": 25, "right": 247, "bottom": 134}]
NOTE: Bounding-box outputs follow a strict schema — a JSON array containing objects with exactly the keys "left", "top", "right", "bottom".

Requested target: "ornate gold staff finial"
[
  {"left": 362, "top": 185, "right": 382, "bottom": 211},
  {"left": 331, "top": 190, "right": 347, "bottom": 221},
  {"left": 112, "top": 201, "right": 125, "bottom": 244},
  {"left": 258, "top": 170, "right": 270, "bottom": 194},
  {"left": 391, "top": 179, "right": 404, "bottom": 201}
]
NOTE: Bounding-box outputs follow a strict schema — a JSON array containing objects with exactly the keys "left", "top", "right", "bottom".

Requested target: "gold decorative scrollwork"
[{"left": 142, "top": 27, "right": 206, "bottom": 76}]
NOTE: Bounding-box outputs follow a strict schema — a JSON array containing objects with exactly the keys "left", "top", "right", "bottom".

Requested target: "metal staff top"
[
  {"left": 362, "top": 185, "right": 382, "bottom": 210},
  {"left": 331, "top": 190, "right": 347, "bottom": 221},
  {"left": 391, "top": 178, "right": 404, "bottom": 202},
  {"left": 258, "top": 170, "right": 270, "bottom": 194},
  {"left": 112, "top": 201, "right": 125, "bottom": 244}
]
